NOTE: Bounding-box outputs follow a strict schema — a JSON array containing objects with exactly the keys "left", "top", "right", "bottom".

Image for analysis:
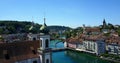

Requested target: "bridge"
[
  {"left": 50, "top": 37, "right": 67, "bottom": 52},
  {"left": 50, "top": 38, "right": 65, "bottom": 42},
  {"left": 52, "top": 48, "right": 67, "bottom": 52}
]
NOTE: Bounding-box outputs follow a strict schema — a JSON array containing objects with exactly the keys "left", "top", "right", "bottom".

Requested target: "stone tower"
[
  {"left": 28, "top": 18, "right": 52, "bottom": 63},
  {"left": 39, "top": 17, "right": 52, "bottom": 63}
]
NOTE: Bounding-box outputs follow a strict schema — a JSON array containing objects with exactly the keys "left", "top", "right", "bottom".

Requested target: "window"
[
  {"left": 40, "top": 40, "right": 42, "bottom": 47},
  {"left": 32, "top": 50, "right": 36, "bottom": 54},
  {"left": 33, "top": 37, "right": 36, "bottom": 40},
  {"left": 46, "top": 59, "right": 49, "bottom": 63},
  {"left": 3, "top": 50, "right": 10, "bottom": 60},
  {"left": 5, "top": 54, "right": 10, "bottom": 60},
  {"left": 30, "top": 47, "right": 36, "bottom": 54},
  {"left": 33, "top": 60, "right": 37, "bottom": 63},
  {"left": 45, "top": 39, "right": 49, "bottom": 48}
]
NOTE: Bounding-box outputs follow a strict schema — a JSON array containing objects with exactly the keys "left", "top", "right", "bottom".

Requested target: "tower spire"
[
  {"left": 32, "top": 17, "right": 34, "bottom": 26},
  {"left": 43, "top": 11, "right": 46, "bottom": 24},
  {"left": 44, "top": 17, "right": 46, "bottom": 24}
]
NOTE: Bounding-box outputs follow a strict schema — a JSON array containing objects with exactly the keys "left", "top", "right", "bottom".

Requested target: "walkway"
[{"left": 52, "top": 48, "right": 67, "bottom": 52}]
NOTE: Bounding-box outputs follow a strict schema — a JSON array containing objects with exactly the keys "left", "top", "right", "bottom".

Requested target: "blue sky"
[{"left": 0, "top": 0, "right": 120, "bottom": 28}]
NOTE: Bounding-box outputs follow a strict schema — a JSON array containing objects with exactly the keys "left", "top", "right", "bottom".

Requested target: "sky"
[{"left": 0, "top": 0, "right": 120, "bottom": 28}]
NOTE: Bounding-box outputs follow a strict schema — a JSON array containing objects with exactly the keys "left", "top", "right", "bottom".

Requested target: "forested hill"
[
  {"left": 0, "top": 21, "right": 71, "bottom": 34},
  {"left": 48, "top": 26, "right": 71, "bottom": 32}
]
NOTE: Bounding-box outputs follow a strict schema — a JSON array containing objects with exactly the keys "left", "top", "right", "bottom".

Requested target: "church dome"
[
  {"left": 29, "top": 26, "right": 34, "bottom": 31},
  {"left": 40, "top": 23, "right": 47, "bottom": 30}
]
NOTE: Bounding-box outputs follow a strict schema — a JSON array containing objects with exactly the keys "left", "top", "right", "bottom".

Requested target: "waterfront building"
[
  {"left": 66, "top": 37, "right": 83, "bottom": 49},
  {"left": 107, "top": 44, "right": 120, "bottom": 55},
  {"left": 66, "top": 34, "right": 106, "bottom": 55},
  {"left": 83, "top": 39, "right": 106, "bottom": 55},
  {"left": 106, "top": 36, "right": 120, "bottom": 55}
]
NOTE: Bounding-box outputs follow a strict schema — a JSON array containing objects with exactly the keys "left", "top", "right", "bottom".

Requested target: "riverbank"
[
  {"left": 66, "top": 47, "right": 120, "bottom": 63},
  {"left": 100, "top": 54, "right": 120, "bottom": 63},
  {"left": 52, "top": 50, "right": 110, "bottom": 63}
]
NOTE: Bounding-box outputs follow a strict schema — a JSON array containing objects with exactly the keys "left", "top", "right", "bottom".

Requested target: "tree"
[
  {"left": 117, "top": 28, "right": 120, "bottom": 36},
  {"left": 0, "top": 28, "right": 4, "bottom": 34}
]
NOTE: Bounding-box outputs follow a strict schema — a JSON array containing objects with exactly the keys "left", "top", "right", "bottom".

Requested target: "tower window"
[
  {"left": 45, "top": 39, "right": 49, "bottom": 48},
  {"left": 40, "top": 40, "right": 42, "bottom": 47},
  {"left": 33, "top": 37, "right": 36, "bottom": 40},
  {"left": 5, "top": 54, "right": 10, "bottom": 60},
  {"left": 33, "top": 60, "right": 37, "bottom": 63},
  {"left": 46, "top": 59, "right": 49, "bottom": 63}
]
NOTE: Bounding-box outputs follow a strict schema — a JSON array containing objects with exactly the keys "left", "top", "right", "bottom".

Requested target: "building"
[
  {"left": 0, "top": 18, "right": 52, "bottom": 63},
  {"left": 28, "top": 17, "right": 52, "bottom": 63},
  {"left": 83, "top": 39, "right": 106, "bottom": 55},
  {"left": 0, "top": 40, "right": 40, "bottom": 63},
  {"left": 66, "top": 37, "right": 83, "bottom": 49},
  {"left": 106, "top": 36, "right": 120, "bottom": 55},
  {"left": 66, "top": 34, "right": 106, "bottom": 55},
  {"left": 83, "top": 26, "right": 101, "bottom": 35}
]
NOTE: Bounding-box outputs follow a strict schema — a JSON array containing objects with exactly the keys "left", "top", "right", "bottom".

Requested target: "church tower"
[
  {"left": 39, "top": 17, "right": 52, "bottom": 63},
  {"left": 27, "top": 17, "right": 52, "bottom": 63},
  {"left": 103, "top": 19, "right": 107, "bottom": 29}
]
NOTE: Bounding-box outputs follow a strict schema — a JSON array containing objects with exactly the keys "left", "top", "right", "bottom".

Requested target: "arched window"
[
  {"left": 33, "top": 37, "right": 36, "bottom": 41},
  {"left": 45, "top": 39, "right": 49, "bottom": 48},
  {"left": 46, "top": 59, "right": 49, "bottom": 63},
  {"left": 33, "top": 60, "right": 37, "bottom": 63}
]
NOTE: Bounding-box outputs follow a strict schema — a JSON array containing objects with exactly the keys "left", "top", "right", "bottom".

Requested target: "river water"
[{"left": 50, "top": 40, "right": 110, "bottom": 63}]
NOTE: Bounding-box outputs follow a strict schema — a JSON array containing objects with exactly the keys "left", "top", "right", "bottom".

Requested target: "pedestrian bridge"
[{"left": 52, "top": 48, "right": 67, "bottom": 52}]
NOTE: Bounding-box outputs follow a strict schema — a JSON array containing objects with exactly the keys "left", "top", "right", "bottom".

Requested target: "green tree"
[{"left": 0, "top": 28, "right": 4, "bottom": 34}]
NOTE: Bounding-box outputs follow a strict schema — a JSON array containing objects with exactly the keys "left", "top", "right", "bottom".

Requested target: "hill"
[{"left": 0, "top": 20, "right": 71, "bottom": 34}]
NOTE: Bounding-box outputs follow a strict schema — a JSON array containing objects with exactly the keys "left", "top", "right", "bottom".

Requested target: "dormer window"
[
  {"left": 3, "top": 50, "right": 10, "bottom": 60},
  {"left": 30, "top": 47, "right": 36, "bottom": 54},
  {"left": 33, "top": 37, "right": 36, "bottom": 40}
]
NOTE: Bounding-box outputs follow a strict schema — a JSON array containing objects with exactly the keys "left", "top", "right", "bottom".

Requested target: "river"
[{"left": 50, "top": 40, "right": 111, "bottom": 63}]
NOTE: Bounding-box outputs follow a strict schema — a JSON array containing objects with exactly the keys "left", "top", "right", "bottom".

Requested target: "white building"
[
  {"left": 83, "top": 39, "right": 106, "bottom": 55},
  {"left": 107, "top": 44, "right": 120, "bottom": 55}
]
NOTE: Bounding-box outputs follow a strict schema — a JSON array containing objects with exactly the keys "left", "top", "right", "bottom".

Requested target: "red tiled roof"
[
  {"left": 85, "top": 27, "right": 100, "bottom": 32},
  {"left": 106, "top": 36, "right": 120, "bottom": 45},
  {"left": 0, "top": 40, "right": 40, "bottom": 63}
]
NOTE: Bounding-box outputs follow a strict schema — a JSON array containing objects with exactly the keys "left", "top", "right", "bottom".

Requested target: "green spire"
[
  {"left": 29, "top": 21, "right": 34, "bottom": 31},
  {"left": 40, "top": 17, "right": 49, "bottom": 34},
  {"left": 40, "top": 17, "right": 47, "bottom": 30}
]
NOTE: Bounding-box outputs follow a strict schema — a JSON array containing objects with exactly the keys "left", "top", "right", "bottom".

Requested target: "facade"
[
  {"left": 83, "top": 40, "right": 106, "bottom": 55},
  {"left": 66, "top": 37, "right": 83, "bottom": 49},
  {"left": 28, "top": 17, "right": 52, "bottom": 63},
  {"left": 66, "top": 34, "right": 106, "bottom": 55},
  {"left": 28, "top": 34, "right": 52, "bottom": 63},
  {"left": 107, "top": 44, "right": 120, "bottom": 55},
  {"left": 106, "top": 36, "right": 120, "bottom": 55}
]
